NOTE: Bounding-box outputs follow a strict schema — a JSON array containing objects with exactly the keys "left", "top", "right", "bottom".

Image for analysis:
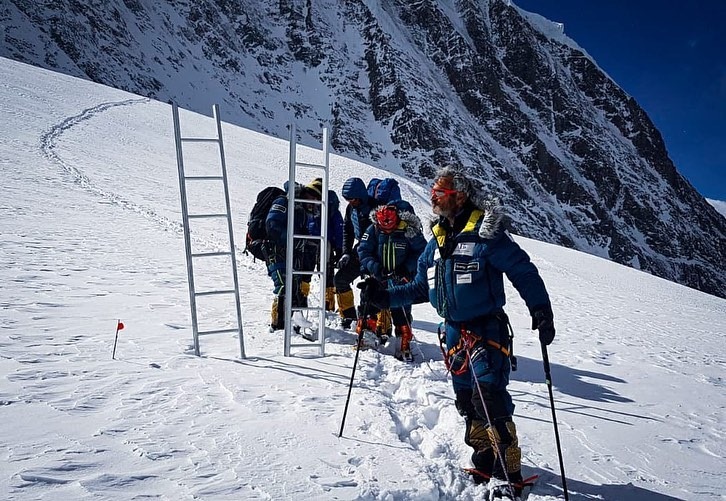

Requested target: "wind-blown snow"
[{"left": 1, "top": 58, "right": 724, "bottom": 501}]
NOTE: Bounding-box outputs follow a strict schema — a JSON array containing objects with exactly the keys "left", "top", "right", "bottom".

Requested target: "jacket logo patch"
[
  {"left": 456, "top": 273, "right": 472, "bottom": 284},
  {"left": 394, "top": 242, "right": 406, "bottom": 249},
  {"left": 454, "top": 261, "right": 479, "bottom": 272},
  {"left": 453, "top": 243, "right": 475, "bottom": 256},
  {"left": 271, "top": 204, "right": 286, "bottom": 213}
]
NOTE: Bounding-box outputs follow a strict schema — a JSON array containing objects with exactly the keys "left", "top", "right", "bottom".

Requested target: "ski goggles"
[{"left": 430, "top": 187, "right": 459, "bottom": 199}]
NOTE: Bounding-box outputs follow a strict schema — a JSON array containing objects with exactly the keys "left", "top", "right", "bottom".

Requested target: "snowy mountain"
[
  {"left": 707, "top": 199, "right": 726, "bottom": 219},
  {"left": 2, "top": 56, "right": 726, "bottom": 501},
  {"left": 1, "top": 0, "right": 724, "bottom": 300}
]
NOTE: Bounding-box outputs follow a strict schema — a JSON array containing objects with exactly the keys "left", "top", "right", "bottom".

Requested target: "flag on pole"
[{"left": 112, "top": 319, "right": 124, "bottom": 359}]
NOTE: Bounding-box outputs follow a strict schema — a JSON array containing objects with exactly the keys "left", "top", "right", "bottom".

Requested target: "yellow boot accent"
[
  {"left": 465, "top": 419, "right": 492, "bottom": 451},
  {"left": 337, "top": 290, "right": 355, "bottom": 317},
  {"left": 487, "top": 421, "right": 522, "bottom": 474},
  {"left": 376, "top": 309, "right": 392, "bottom": 336},
  {"left": 325, "top": 287, "right": 336, "bottom": 311},
  {"left": 503, "top": 421, "right": 522, "bottom": 473},
  {"left": 270, "top": 296, "right": 280, "bottom": 329}
]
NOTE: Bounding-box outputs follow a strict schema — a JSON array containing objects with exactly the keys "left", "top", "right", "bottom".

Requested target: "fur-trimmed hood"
[
  {"left": 370, "top": 206, "right": 423, "bottom": 239},
  {"left": 472, "top": 195, "right": 506, "bottom": 239},
  {"left": 429, "top": 195, "right": 507, "bottom": 240}
]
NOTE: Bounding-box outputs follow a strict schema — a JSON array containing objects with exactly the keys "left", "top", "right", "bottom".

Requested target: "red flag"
[{"left": 117, "top": 321, "right": 125, "bottom": 330}]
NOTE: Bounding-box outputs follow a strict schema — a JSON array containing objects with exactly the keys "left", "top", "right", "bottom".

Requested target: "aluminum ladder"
[
  {"left": 171, "top": 103, "right": 245, "bottom": 359},
  {"left": 284, "top": 125, "right": 329, "bottom": 357}
]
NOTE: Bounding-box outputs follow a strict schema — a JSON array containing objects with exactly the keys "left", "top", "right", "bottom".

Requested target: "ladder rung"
[
  {"left": 195, "top": 289, "right": 236, "bottom": 297},
  {"left": 294, "top": 234, "right": 325, "bottom": 240},
  {"left": 290, "top": 342, "right": 323, "bottom": 348},
  {"left": 296, "top": 199, "right": 324, "bottom": 206},
  {"left": 292, "top": 306, "right": 327, "bottom": 312},
  {"left": 185, "top": 175, "right": 224, "bottom": 181},
  {"left": 181, "top": 137, "right": 219, "bottom": 143},
  {"left": 199, "top": 327, "right": 240, "bottom": 336},
  {"left": 192, "top": 251, "right": 232, "bottom": 258},
  {"left": 188, "top": 213, "right": 229, "bottom": 219},
  {"left": 291, "top": 271, "right": 324, "bottom": 276},
  {"left": 295, "top": 161, "right": 326, "bottom": 169}
]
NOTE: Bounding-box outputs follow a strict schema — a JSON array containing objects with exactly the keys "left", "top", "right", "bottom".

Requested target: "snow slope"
[
  {"left": 1, "top": 58, "right": 724, "bottom": 500},
  {"left": 707, "top": 199, "right": 726, "bottom": 219}
]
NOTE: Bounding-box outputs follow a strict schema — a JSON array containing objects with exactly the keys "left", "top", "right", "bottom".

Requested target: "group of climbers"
[
  {"left": 244, "top": 167, "right": 558, "bottom": 499},
  {"left": 246, "top": 175, "right": 424, "bottom": 360}
]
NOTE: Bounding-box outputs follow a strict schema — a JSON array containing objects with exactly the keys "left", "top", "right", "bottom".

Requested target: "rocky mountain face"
[{"left": 2, "top": 0, "right": 724, "bottom": 298}]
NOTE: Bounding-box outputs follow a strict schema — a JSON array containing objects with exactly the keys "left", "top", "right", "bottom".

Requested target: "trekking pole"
[
  {"left": 541, "top": 343, "right": 569, "bottom": 501},
  {"left": 338, "top": 299, "right": 369, "bottom": 437}
]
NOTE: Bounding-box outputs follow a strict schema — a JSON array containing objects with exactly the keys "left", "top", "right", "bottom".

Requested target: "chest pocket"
[{"left": 453, "top": 260, "right": 479, "bottom": 285}]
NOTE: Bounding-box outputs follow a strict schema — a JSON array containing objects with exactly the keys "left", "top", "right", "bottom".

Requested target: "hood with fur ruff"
[
  {"left": 370, "top": 206, "right": 422, "bottom": 239},
  {"left": 472, "top": 195, "right": 506, "bottom": 239},
  {"left": 429, "top": 195, "right": 507, "bottom": 240}
]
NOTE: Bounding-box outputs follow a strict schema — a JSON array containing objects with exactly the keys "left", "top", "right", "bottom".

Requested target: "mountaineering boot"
[
  {"left": 325, "top": 287, "right": 336, "bottom": 312},
  {"left": 292, "top": 311, "right": 313, "bottom": 329},
  {"left": 337, "top": 290, "right": 356, "bottom": 329},
  {"left": 292, "top": 310, "right": 317, "bottom": 341},
  {"left": 465, "top": 417, "right": 494, "bottom": 483},
  {"left": 365, "top": 315, "right": 378, "bottom": 333},
  {"left": 376, "top": 309, "right": 393, "bottom": 339},
  {"left": 354, "top": 316, "right": 379, "bottom": 350},
  {"left": 270, "top": 296, "right": 284, "bottom": 331},
  {"left": 487, "top": 477, "right": 522, "bottom": 500},
  {"left": 395, "top": 324, "right": 414, "bottom": 362},
  {"left": 488, "top": 419, "right": 524, "bottom": 497}
]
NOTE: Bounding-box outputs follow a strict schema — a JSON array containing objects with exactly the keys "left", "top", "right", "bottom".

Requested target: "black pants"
[{"left": 333, "top": 253, "right": 361, "bottom": 293}]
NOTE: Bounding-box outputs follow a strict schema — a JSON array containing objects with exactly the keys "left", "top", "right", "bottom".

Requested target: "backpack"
[
  {"left": 245, "top": 186, "right": 284, "bottom": 260},
  {"left": 367, "top": 178, "right": 401, "bottom": 205}
]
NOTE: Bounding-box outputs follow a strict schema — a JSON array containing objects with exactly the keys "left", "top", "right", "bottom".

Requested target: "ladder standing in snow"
[
  {"left": 171, "top": 103, "right": 245, "bottom": 359},
  {"left": 284, "top": 125, "right": 330, "bottom": 357}
]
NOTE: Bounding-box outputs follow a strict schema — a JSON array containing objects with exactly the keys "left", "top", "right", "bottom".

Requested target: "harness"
[{"left": 437, "top": 313, "right": 518, "bottom": 375}]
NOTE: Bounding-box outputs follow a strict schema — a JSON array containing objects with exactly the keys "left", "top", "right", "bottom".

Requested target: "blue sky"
[{"left": 514, "top": 0, "right": 726, "bottom": 200}]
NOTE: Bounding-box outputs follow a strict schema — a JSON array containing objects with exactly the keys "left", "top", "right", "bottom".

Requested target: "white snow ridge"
[{"left": 1, "top": 57, "right": 724, "bottom": 500}]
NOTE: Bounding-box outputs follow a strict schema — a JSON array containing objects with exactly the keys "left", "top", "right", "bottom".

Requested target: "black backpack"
[{"left": 245, "top": 186, "right": 284, "bottom": 260}]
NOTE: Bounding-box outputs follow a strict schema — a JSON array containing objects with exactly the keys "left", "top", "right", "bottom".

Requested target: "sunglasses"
[{"left": 431, "top": 187, "right": 459, "bottom": 198}]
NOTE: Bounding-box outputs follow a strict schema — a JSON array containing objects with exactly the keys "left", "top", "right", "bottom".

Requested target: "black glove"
[
  {"left": 331, "top": 248, "right": 342, "bottom": 264},
  {"left": 357, "top": 277, "right": 390, "bottom": 309},
  {"left": 531, "top": 305, "right": 556, "bottom": 345},
  {"left": 337, "top": 253, "right": 351, "bottom": 268}
]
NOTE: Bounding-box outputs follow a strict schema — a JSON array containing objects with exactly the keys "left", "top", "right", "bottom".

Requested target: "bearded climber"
[{"left": 358, "top": 166, "right": 556, "bottom": 497}]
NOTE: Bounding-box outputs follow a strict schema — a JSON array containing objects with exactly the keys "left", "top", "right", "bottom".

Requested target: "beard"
[{"left": 432, "top": 201, "right": 453, "bottom": 218}]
